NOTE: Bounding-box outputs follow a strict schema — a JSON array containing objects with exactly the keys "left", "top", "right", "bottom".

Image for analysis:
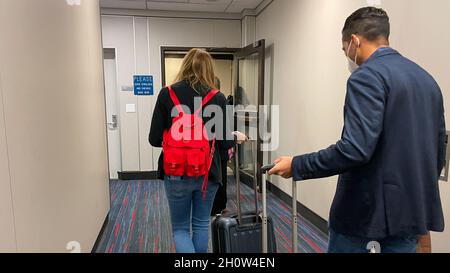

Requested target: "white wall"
[
  {"left": 0, "top": 0, "right": 110, "bottom": 252},
  {"left": 256, "top": 0, "right": 450, "bottom": 252},
  {"left": 101, "top": 15, "right": 241, "bottom": 172},
  {"left": 257, "top": 0, "right": 349, "bottom": 220},
  {"left": 382, "top": 0, "right": 450, "bottom": 254},
  {"left": 0, "top": 74, "right": 16, "bottom": 252}
]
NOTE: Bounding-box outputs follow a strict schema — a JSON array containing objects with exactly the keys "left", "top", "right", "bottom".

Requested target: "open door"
[
  {"left": 103, "top": 49, "right": 122, "bottom": 180},
  {"left": 233, "top": 40, "right": 266, "bottom": 191},
  {"left": 158, "top": 42, "right": 266, "bottom": 189}
]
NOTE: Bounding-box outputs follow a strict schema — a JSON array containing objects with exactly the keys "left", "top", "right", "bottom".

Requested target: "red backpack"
[{"left": 163, "top": 85, "right": 219, "bottom": 199}]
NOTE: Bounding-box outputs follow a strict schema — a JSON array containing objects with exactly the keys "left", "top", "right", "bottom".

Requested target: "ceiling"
[{"left": 100, "top": 0, "right": 266, "bottom": 13}]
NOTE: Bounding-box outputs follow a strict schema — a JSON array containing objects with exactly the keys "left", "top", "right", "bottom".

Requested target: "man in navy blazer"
[{"left": 269, "top": 7, "right": 445, "bottom": 253}]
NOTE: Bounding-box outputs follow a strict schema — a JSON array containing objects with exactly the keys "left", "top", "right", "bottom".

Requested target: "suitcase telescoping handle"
[
  {"left": 260, "top": 165, "right": 271, "bottom": 254},
  {"left": 261, "top": 164, "right": 298, "bottom": 254},
  {"left": 235, "top": 140, "right": 260, "bottom": 226},
  {"left": 251, "top": 140, "right": 259, "bottom": 217},
  {"left": 235, "top": 143, "right": 242, "bottom": 224}
]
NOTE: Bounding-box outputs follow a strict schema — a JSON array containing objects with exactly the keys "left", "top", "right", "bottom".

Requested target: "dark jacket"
[
  {"left": 292, "top": 47, "right": 446, "bottom": 238},
  {"left": 149, "top": 80, "right": 235, "bottom": 184}
]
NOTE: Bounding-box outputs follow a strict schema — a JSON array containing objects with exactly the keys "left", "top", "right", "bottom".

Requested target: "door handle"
[{"left": 108, "top": 115, "right": 118, "bottom": 129}]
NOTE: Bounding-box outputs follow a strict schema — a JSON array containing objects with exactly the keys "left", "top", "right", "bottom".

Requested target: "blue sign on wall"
[{"left": 133, "top": 75, "right": 153, "bottom": 96}]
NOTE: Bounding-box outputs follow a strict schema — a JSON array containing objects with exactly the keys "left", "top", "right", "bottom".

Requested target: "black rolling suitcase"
[{"left": 211, "top": 141, "right": 277, "bottom": 253}]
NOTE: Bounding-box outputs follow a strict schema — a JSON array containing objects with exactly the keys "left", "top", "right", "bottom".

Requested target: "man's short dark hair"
[{"left": 342, "top": 7, "right": 390, "bottom": 42}]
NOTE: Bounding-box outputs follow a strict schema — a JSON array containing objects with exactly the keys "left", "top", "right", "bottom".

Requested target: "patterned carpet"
[{"left": 95, "top": 177, "right": 328, "bottom": 253}]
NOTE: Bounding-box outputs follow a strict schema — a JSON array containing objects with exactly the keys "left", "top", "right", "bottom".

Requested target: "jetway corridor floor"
[{"left": 95, "top": 178, "right": 328, "bottom": 253}]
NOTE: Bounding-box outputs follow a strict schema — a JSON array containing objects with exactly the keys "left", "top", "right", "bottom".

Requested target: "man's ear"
[
  {"left": 352, "top": 34, "right": 362, "bottom": 47},
  {"left": 350, "top": 34, "right": 357, "bottom": 46}
]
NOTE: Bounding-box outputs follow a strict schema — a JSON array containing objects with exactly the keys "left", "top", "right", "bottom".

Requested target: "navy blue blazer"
[{"left": 292, "top": 47, "right": 445, "bottom": 238}]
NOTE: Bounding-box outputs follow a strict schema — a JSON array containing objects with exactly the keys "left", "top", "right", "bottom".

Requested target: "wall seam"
[
  {"left": 133, "top": 16, "right": 142, "bottom": 171},
  {"left": 93, "top": 1, "right": 111, "bottom": 251},
  {"left": 241, "top": 17, "right": 245, "bottom": 47},
  {"left": 0, "top": 58, "right": 19, "bottom": 252},
  {"left": 99, "top": 5, "right": 114, "bottom": 181},
  {"left": 146, "top": 17, "right": 154, "bottom": 171}
]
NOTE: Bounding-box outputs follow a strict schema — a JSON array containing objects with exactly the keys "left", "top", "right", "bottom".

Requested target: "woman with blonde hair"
[{"left": 149, "top": 48, "right": 245, "bottom": 253}]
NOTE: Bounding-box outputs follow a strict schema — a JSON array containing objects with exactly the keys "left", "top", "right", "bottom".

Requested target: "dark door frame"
[
  {"left": 160, "top": 46, "right": 240, "bottom": 87},
  {"left": 234, "top": 40, "right": 266, "bottom": 190},
  {"left": 160, "top": 41, "right": 266, "bottom": 191}
]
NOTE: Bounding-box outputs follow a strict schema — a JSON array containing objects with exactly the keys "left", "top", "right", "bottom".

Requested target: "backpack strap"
[
  {"left": 201, "top": 136, "right": 216, "bottom": 200},
  {"left": 197, "top": 89, "right": 219, "bottom": 199},
  {"left": 195, "top": 89, "right": 219, "bottom": 116},
  {"left": 167, "top": 85, "right": 184, "bottom": 116}
]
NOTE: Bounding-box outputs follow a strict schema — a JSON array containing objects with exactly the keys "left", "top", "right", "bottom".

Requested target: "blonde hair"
[{"left": 175, "top": 48, "right": 217, "bottom": 92}]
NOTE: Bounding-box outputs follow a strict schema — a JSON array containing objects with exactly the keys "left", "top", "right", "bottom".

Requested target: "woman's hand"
[{"left": 232, "top": 131, "right": 248, "bottom": 144}]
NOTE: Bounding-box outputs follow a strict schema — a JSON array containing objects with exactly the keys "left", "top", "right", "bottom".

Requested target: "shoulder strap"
[
  {"left": 195, "top": 89, "right": 219, "bottom": 115},
  {"left": 198, "top": 89, "right": 219, "bottom": 199},
  {"left": 201, "top": 136, "right": 216, "bottom": 200},
  {"left": 167, "top": 85, "right": 184, "bottom": 116}
]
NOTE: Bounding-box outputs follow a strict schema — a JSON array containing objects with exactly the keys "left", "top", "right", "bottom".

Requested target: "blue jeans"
[
  {"left": 328, "top": 228, "right": 419, "bottom": 253},
  {"left": 164, "top": 176, "right": 219, "bottom": 253}
]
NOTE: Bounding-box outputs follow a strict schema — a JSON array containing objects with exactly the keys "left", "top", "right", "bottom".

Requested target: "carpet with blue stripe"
[{"left": 95, "top": 178, "right": 328, "bottom": 253}]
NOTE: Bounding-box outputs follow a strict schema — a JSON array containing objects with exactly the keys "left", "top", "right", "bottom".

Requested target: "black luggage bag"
[{"left": 211, "top": 142, "right": 277, "bottom": 253}]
